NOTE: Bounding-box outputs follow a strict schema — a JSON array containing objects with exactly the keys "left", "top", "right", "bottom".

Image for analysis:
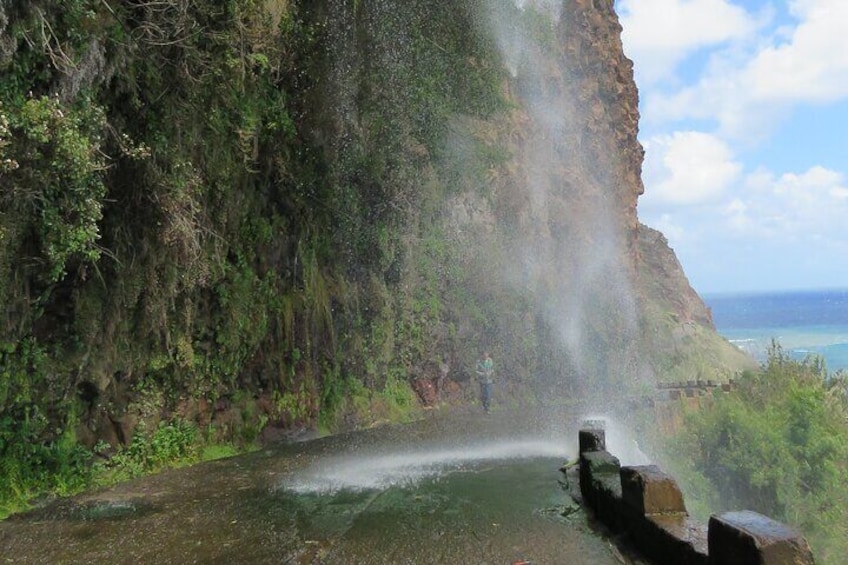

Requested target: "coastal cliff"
[{"left": 0, "top": 0, "right": 750, "bottom": 472}]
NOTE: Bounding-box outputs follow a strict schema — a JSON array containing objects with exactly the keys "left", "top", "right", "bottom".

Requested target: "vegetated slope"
[
  {"left": 637, "top": 225, "right": 756, "bottom": 382},
  {"left": 0, "top": 0, "right": 747, "bottom": 467},
  {"left": 663, "top": 348, "right": 848, "bottom": 563}
]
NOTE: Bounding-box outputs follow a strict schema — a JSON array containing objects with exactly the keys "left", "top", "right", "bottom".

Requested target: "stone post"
[
  {"left": 708, "top": 511, "right": 815, "bottom": 565},
  {"left": 620, "top": 465, "right": 686, "bottom": 516},
  {"left": 579, "top": 428, "right": 606, "bottom": 454}
]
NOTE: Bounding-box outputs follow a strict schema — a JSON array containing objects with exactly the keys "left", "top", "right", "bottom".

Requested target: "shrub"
[
  {"left": 664, "top": 344, "right": 848, "bottom": 563},
  {"left": 95, "top": 421, "right": 199, "bottom": 483}
]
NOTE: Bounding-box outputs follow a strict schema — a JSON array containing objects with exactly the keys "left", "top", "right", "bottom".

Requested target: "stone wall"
[
  {"left": 650, "top": 380, "right": 737, "bottom": 436},
  {"left": 576, "top": 429, "right": 816, "bottom": 565}
]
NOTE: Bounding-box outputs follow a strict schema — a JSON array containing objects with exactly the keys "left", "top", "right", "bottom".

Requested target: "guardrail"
[{"left": 575, "top": 428, "right": 815, "bottom": 565}]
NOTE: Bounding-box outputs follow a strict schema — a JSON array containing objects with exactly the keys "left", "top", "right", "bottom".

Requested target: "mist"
[{"left": 471, "top": 0, "right": 646, "bottom": 393}]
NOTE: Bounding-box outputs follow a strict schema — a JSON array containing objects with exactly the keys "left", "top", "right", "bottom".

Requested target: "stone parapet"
[
  {"left": 579, "top": 428, "right": 606, "bottom": 453},
  {"left": 708, "top": 511, "right": 815, "bottom": 565},
  {"left": 620, "top": 465, "right": 686, "bottom": 516},
  {"left": 575, "top": 429, "right": 815, "bottom": 565}
]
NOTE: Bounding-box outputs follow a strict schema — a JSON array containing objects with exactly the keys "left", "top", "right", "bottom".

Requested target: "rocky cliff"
[{"left": 0, "top": 0, "right": 751, "bottom": 461}]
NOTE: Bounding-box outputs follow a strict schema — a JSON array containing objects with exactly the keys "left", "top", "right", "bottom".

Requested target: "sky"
[{"left": 615, "top": 0, "right": 848, "bottom": 294}]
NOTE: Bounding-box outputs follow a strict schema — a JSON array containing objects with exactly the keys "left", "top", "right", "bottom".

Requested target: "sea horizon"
[{"left": 702, "top": 288, "right": 848, "bottom": 373}]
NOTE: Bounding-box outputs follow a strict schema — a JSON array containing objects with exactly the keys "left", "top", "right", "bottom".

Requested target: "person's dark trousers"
[{"left": 480, "top": 382, "right": 492, "bottom": 413}]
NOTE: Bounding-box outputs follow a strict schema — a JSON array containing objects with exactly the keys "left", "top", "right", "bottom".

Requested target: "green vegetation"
[
  {"left": 0, "top": 0, "right": 747, "bottom": 521},
  {"left": 0, "top": 0, "right": 522, "bottom": 514},
  {"left": 93, "top": 420, "right": 200, "bottom": 484},
  {"left": 0, "top": 417, "right": 245, "bottom": 519},
  {"left": 663, "top": 344, "right": 848, "bottom": 563},
  {"left": 635, "top": 225, "right": 757, "bottom": 384},
  {"left": 1, "top": 95, "right": 106, "bottom": 284},
  {"left": 0, "top": 416, "right": 90, "bottom": 518}
]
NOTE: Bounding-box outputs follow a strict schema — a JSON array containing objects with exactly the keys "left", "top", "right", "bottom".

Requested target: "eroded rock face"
[
  {"left": 560, "top": 0, "right": 645, "bottom": 247},
  {"left": 558, "top": 2, "right": 716, "bottom": 332},
  {"left": 637, "top": 225, "right": 714, "bottom": 327}
]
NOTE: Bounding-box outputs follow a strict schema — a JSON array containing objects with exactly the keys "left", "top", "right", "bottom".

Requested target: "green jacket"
[{"left": 476, "top": 358, "right": 494, "bottom": 384}]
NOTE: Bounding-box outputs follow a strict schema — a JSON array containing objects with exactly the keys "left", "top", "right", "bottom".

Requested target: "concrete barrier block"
[
  {"left": 582, "top": 450, "right": 620, "bottom": 476},
  {"left": 708, "top": 511, "right": 815, "bottom": 565},
  {"left": 620, "top": 465, "right": 687, "bottom": 516},
  {"left": 645, "top": 514, "right": 709, "bottom": 565},
  {"left": 572, "top": 432, "right": 815, "bottom": 565},
  {"left": 592, "top": 471, "right": 624, "bottom": 531},
  {"left": 579, "top": 449, "right": 622, "bottom": 523},
  {"left": 580, "top": 450, "right": 620, "bottom": 498},
  {"left": 579, "top": 428, "right": 606, "bottom": 454}
]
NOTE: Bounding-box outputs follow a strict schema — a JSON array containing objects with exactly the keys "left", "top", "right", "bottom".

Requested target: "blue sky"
[{"left": 615, "top": 0, "right": 848, "bottom": 294}]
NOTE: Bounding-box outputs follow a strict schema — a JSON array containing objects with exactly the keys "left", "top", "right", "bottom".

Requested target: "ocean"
[{"left": 704, "top": 289, "right": 848, "bottom": 373}]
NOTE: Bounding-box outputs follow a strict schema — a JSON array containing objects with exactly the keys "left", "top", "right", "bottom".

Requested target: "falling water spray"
[
  {"left": 314, "top": 0, "right": 652, "bottom": 454},
  {"left": 476, "top": 0, "right": 646, "bottom": 396}
]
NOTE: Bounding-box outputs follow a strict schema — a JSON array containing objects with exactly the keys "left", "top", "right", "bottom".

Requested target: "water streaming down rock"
[
  {"left": 292, "top": 0, "right": 749, "bottom": 444},
  {"left": 0, "top": 0, "right": 751, "bottom": 497},
  {"left": 312, "top": 0, "right": 658, "bottom": 403},
  {"left": 477, "top": 0, "right": 648, "bottom": 394}
]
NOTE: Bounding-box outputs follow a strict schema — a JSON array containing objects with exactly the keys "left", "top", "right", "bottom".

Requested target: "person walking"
[
  {"left": 437, "top": 356, "right": 450, "bottom": 398},
  {"left": 475, "top": 351, "right": 494, "bottom": 413}
]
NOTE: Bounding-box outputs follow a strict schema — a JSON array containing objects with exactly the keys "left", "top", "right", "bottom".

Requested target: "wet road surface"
[{"left": 1, "top": 409, "right": 635, "bottom": 564}]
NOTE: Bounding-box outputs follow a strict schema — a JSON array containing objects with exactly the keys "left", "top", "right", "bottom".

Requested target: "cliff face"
[
  {"left": 0, "top": 0, "right": 750, "bottom": 458},
  {"left": 437, "top": 0, "right": 747, "bottom": 390},
  {"left": 560, "top": 0, "right": 644, "bottom": 247},
  {"left": 638, "top": 225, "right": 713, "bottom": 328}
]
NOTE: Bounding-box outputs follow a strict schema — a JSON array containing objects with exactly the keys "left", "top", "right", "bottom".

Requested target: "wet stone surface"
[
  {"left": 708, "top": 510, "right": 815, "bottom": 565},
  {"left": 0, "top": 410, "right": 631, "bottom": 564}
]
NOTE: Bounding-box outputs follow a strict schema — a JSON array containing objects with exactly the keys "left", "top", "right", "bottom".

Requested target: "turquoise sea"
[{"left": 703, "top": 289, "right": 848, "bottom": 373}]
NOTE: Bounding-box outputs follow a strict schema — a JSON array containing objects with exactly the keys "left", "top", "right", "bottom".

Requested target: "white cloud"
[
  {"left": 773, "top": 165, "right": 843, "bottom": 195},
  {"left": 624, "top": 0, "right": 848, "bottom": 291},
  {"left": 722, "top": 195, "right": 770, "bottom": 237},
  {"left": 652, "top": 213, "right": 687, "bottom": 244},
  {"left": 638, "top": 0, "right": 848, "bottom": 137},
  {"left": 831, "top": 187, "right": 848, "bottom": 200},
  {"left": 727, "top": 166, "right": 848, "bottom": 240},
  {"left": 643, "top": 161, "right": 848, "bottom": 271},
  {"left": 618, "top": 0, "right": 759, "bottom": 83},
  {"left": 745, "top": 1, "right": 848, "bottom": 103},
  {"left": 641, "top": 131, "right": 741, "bottom": 206}
]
